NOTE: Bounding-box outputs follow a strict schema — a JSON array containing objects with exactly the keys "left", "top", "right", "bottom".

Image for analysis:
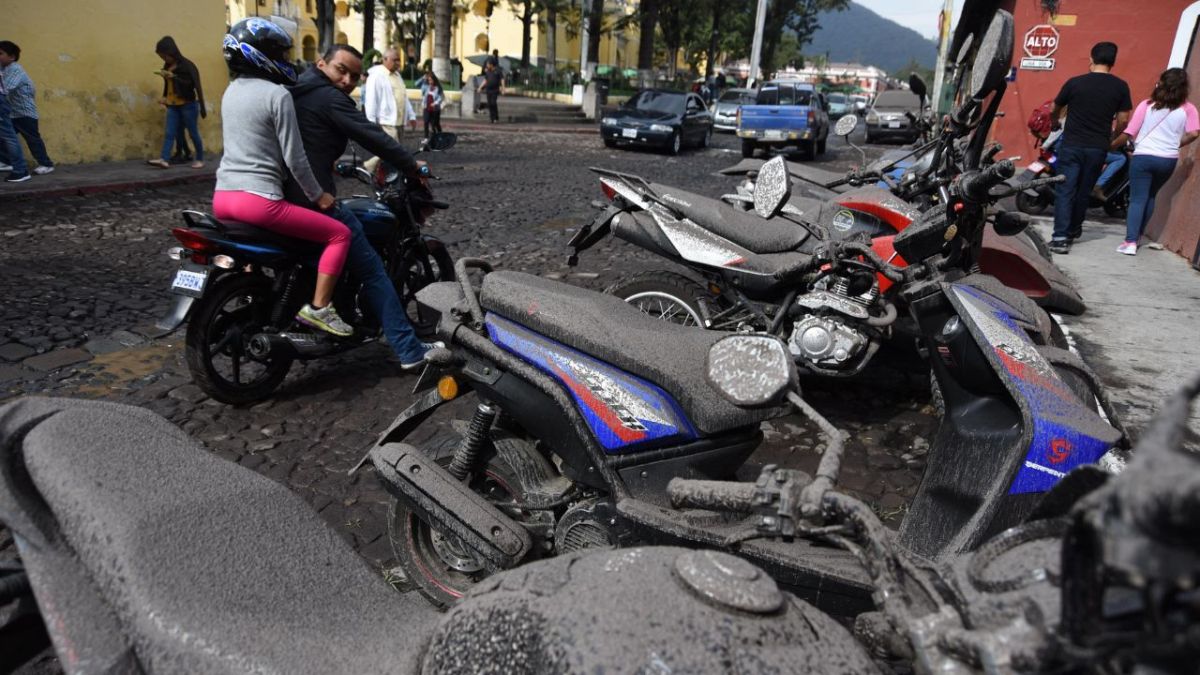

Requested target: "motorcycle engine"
[
  {"left": 788, "top": 316, "right": 868, "bottom": 367},
  {"left": 555, "top": 498, "right": 619, "bottom": 554}
]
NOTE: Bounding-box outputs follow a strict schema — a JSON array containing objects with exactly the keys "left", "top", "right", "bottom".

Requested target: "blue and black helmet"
[{"left": 223, "top": 18, "right": 297, "bottom": 85}]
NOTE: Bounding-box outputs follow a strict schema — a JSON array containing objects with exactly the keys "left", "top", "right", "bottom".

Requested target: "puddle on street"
[{"left": 71, "top": 342, "right": 179, "bottom": 398}]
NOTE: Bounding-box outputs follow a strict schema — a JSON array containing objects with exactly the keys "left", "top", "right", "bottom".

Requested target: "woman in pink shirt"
[{"left": 1110, "top": 68, "right": 1200, "bottom": 255}]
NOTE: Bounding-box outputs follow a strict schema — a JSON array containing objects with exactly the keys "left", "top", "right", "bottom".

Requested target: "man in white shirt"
[{"left": 363, "top": 48, "right": 415, "bottom": 171}]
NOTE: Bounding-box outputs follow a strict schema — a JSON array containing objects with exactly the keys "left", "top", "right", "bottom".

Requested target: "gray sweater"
[{"left": 215, "top": 77, "right": 323, "bottom": 202}]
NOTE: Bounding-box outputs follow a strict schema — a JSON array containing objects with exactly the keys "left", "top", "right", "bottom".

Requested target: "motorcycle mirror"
[
  {"left": 968, "top": 11, "right": 1014, "bottom": 100},
  {"left": 753, "top": 156, "right": 792, "bottom": 219},
  {"left": 908, "top": 73, "right": 928, "bottom": 102},
  {"left": 705, "top": 334, "right": 796, "bottom": 407},
  {"left": 427, "top": 132, "right": 458, "bottom": 151},
  {"left": 334, "top": 161, "right": 358, "bottom": 178},
  {"left": 834, "top": 114, "right": 858, "bottom": 138},
  {"left": 992, "top": 210, "right": 1029, "bottom": 236}
]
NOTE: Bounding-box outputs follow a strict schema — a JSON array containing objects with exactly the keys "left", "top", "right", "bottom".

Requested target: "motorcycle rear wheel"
[
  {"left": 389, "top": 431, "right": 551, "bottom": 609},
  {"left": 605, "top": 271, "right": 709, "bottom": 328},
  {"left": 184, "top": 273, "right": 293, "bottom": 405},
  {"left": 1015, "top": 190, "right": 1051, "bottom": 216}
]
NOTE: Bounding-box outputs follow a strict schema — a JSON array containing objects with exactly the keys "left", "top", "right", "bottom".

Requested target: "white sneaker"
[
  {"left": 1116, "top": 241, "right": 1137, "bottom": 256},
  {"left": 33, "top": 166, "right": 54, "bottom": 175}
]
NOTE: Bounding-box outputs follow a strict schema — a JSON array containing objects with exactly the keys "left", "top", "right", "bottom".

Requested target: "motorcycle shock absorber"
[
  {"left": 447, "top": 402, "right": 498, "bottom": 481},
  {"left": 270, "top": 265, "right": 303, "bottom": 328}
]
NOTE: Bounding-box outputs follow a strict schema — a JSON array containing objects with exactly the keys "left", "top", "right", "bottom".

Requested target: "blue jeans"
[
  {"left": 1096, "top": 151, "right": 1126, "bottom": 190},
  {"left": 161, "top": 102, "right": 204, "bottom": 162},
  {"left": 1052, "top": 145, "right": 1107, "bottom": 242},
  {"left": 331, "top": 205, "right": 426, "bottom": 362},
  {"left": 0, "top": 95, "right": 29, "bottom": 177},
  {"left": 11, "top": 117, "right": 53, "bottom": 167},
  {"left": 1125, "top": 154, "right": 1177, "bottom": 243}
]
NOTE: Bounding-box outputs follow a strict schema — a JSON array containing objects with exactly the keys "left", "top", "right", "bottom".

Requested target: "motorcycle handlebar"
[
  {"left": 667, "top": 478, "right": 758, "bottom": 512},
  {"left": 958, "top": 159, "right": 1015, "bottom": 203}
]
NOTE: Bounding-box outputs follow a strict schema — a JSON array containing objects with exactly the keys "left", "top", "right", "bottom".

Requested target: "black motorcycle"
[
  {"left": 155, "top": 134, "right": 458, "bottom": 404},
  {"left": 1014, "top": 131, "right": 1132, "bottom": 219}
]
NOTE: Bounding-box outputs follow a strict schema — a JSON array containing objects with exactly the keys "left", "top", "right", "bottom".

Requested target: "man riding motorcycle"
[{"left": 284, "top": 43, "right": 439, "bottom": 370}]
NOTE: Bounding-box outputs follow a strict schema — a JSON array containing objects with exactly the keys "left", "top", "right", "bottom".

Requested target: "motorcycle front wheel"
[
  {"left": 392, "top": 244, "right": 455, "bottom": 338},
  {"left": 184, "top": 273, "right": 293, "bottom": 405}
]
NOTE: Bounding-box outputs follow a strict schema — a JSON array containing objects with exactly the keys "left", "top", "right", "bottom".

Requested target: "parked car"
[
  {"left": 865, "top": 89, "right": 923, "bottom": 144},
  {"left": 826, "top": 92, "right": 851, "bottom": 117},
  {"left": 600, "top": 89, "right": 714, "bottom": 155},
  {"left": 710, "top": 88, "right": 756, "bottom": 132},
  {"left": 850, "top": 94, "right": 870, "bottom": 115},
  {"left": 736, "top": 81, "right": 829, "bottom": 159}
]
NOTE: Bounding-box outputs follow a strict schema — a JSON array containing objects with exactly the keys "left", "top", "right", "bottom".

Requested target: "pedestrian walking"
[
  {"left": 477, "top": 61, "right": 504, "bottom": 124},
  {"left": 1046, "top": 42, "right": 1132, "bottom": 255},
  {"left": 147, "top": 36, "right": 206, "bottom": 170},
  {"left": 0, "top": 64, "right": 30, "bottom": 183},
  {"left": 420, "top": 71, "right": 445, "bottom": 139},
  {"left": 1110, "top": 68, "right": 1199, "bottom": 256},
  {"left": 362, "top": 47, "right": 415, "bottom": 172},
  {"left": 0, "top": 40, "right": 54, "bottom": 177}
]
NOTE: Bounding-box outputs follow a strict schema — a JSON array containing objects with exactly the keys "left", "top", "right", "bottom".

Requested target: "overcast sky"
[{"left": 855, "top": 0, "right": 969, "bottom": 40}]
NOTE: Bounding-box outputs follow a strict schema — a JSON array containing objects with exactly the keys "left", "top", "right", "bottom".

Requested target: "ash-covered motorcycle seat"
[
  {"left": 0, "top": 397, "right": 437, "bottom": 674},
  {"left": 649, "top": 183, "right": 812, "bottom": 254},
  {"left": 478, "top": 271, "right": 783, "bottom": 436}
]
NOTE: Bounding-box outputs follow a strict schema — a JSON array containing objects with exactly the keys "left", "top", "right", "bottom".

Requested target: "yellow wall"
[{"left": 9, "top": 0, "right": 228, "bottom": 164}]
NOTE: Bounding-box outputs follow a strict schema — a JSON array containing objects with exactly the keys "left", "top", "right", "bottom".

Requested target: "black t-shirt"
[
  {"left": 483, "top": 69, "right": 503, "bottom": 93},
  {"left": 1054, "top": 72, "right": 1133, "bottom": 149}
]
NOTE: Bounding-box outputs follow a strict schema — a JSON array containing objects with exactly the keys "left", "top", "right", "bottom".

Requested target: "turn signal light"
[
  {"left": 213, "top": 254, "right": 236, "bottom": 269},
  {"left": 437, "top": 376, "right": 459, "bottom": 401},
  {"left": 166, "top": 246, "right": 186, "bottom": 260}
]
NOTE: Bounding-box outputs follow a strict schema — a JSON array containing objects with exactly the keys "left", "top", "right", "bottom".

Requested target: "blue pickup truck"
[{"left": 736, "top": 81, "right": 830, "bottom": 159}]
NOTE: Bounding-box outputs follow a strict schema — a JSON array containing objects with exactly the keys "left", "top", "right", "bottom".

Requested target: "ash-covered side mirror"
[
  {"left": 834, "top": 114, "right": 858, "bottom": 137},
  {"left": 705, "top": 334, "right": 796, "bottom": 407},
  {"left": 753, "top": 156, "right": 792, "bottom": 219}
]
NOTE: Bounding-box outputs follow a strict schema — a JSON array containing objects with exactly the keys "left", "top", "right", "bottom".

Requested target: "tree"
[
  {"left": 585, "top": 0, "right": 604, "bottom": 67},
  {"left": 363, "top": 0, "right": 376, "bottom": 53},
  {"left": 508, "top": 0, "right": 538, "bottom": 67},
  {"left": 759, "top": 0, "right": 848, "bottom": 79},
  {"left": 432, "top": 0, "right": 452, "bottom": 81},
  {"left": 537, "top": 0, "right": 573, "bottom": 73},
  {"left": 315, "top": 0, "right": 337, "bottom": 55},
  {"left": 657, "top": 0, "right": 705, "bottom": 79},
  {"left": 636, "top": 0, "right": 660, "bottom": 81},
  {"left": 375, "top": 0, "right": 433, "bottom": 68}
]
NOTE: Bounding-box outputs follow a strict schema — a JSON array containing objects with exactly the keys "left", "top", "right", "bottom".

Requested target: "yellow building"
[{"left": 8, "top": 0, "right": 228, "bottom": 164}]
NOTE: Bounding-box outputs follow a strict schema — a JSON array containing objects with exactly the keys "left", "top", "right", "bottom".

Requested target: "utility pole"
[
  {"left": 931, "top": 0, "right": 953, "bottom": 113},
  {"left": 580, "top": 1, "right": 591, "bottom": 78},
  {"left": 747, "top": 0, "right": 768, "bottom": 86}
]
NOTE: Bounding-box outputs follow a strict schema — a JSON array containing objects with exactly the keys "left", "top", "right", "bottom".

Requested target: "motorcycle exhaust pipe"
[
  {"left": 371, "top": 442, "right": 532, "bottom": 569},
  {"left": 247, "top": 332, "right": 339, "bottom": 359}
]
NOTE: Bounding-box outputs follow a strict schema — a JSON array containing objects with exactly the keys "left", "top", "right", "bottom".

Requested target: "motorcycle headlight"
[
  {"left": 866, "top": 112, "right": 879, "bottom": 124},
  {"left": 650, "top": 124, "right": 673, "bottom": 133},
  {"left": 601, "top": 117, "right": 618, "bottom": 126}
]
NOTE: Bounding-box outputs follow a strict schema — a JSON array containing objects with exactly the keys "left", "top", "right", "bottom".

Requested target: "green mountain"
[{"left": 805, "top": 2, "right": 938, "bottom": 74}]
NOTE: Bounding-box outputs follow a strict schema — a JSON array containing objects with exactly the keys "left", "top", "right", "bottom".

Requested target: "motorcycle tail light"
[
  {"left": 172, "top": 227, "right": 218, "bottom": 253},
  {"left": 600, "top": 181, "right": 617, "bottom": 201}
]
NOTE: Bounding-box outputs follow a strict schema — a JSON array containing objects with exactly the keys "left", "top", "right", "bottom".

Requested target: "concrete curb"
[
  {"left": 2, "top": 170, "right": 216, "bottom": 203},
  {"left": 448, "top": 122, "right": 599, "bottom": 136}
]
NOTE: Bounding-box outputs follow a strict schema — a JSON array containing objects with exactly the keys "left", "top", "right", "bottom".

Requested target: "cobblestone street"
[{"left": 0, "top": 129, "right": 936, "bottom": 574}]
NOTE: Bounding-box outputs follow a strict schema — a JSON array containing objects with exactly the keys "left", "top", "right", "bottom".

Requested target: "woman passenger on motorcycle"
[
  {"left": 213, "top": 18, "right": 354, "bottom": 337},
  {"left": 1111, "top": 68, "right": 1200, "bottom": 255}
]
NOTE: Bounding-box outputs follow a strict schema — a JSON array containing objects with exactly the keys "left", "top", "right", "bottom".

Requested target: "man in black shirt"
[
  {"left": 477, "top": 61, "right": 505, "bottom": 123},
  {"left": 1047, "top": 42, "right": 1132, "bottom": 254}
]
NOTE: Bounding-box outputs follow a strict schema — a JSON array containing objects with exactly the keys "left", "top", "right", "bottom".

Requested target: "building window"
[
  {"left": 302, "top": 35, "right": 317, "bottom": 63},
  {"left": 306, "top": 0, "right": 313, "bottom": 12}
]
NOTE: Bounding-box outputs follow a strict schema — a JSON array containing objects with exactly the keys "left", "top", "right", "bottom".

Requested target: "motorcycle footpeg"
[{"left": 370, "top": 442, "right": 532, "bottom": 569}]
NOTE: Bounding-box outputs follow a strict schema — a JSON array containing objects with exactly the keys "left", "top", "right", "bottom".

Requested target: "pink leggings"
[{"left": 212, "top": 190, "right": 350, "bottom": 276}]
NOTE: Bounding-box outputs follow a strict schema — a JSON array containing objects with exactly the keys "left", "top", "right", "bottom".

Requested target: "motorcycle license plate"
[
  {"left": 887, "top": 121, "right": 901, "bottom": 128},
  {"left": 622, "top": 128, "right": 638, "bottom": 138},
  {"left": 170, "top": 266, "right": 208, "bottom": 298},
  {"left": 1028, "top": 161, "right": 1045, "bottom": 172}
]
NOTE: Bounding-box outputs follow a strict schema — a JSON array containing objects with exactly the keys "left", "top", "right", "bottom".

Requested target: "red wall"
[{"left": 992, "top": 0, "right": 1196, "bottom": 165}]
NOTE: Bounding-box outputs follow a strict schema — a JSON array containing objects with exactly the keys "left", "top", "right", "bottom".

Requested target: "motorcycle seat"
[
  {"left": 477, "top": 271, "right": 783, "bottom": 437},
  {"left": 0, "top": 397, "right": 436, "bottom": 674},
  {"left": 648, "top": 183, "right": 814, "bottom": 254},
  {"left": 215, "top": 219, "right": 324, "bottom": 253}
]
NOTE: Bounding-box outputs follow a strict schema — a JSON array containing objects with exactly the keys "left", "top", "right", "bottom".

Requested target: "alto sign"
[{"left": 1020, "top": 24, "right": 1059, "bottom": 71}]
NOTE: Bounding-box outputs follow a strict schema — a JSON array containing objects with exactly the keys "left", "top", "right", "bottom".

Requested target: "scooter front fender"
[{"left": 980, "top": 226, "right": 1087, "bottom": 315}]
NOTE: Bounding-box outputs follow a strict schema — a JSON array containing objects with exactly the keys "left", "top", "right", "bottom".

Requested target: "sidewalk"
[
  {"left": 0, "top": 157, "right": 218, "bottom": 203},
  {"left": 1030, "top": 216, "right": 1200, "bottom": 435}
]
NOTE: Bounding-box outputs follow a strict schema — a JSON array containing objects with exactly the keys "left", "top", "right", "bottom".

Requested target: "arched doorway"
[
  {"left": 475, "top": 33, "right": 489, "bottom": 53},
  {"left": 302, "top": 35, "right": 317, "bottom": 63},
  {"left": 336, "top": 32, "right": 349, "bottom": 45}
]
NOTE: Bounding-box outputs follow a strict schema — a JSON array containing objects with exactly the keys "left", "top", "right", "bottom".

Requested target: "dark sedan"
[{"left": 601, "top": 90, "right": 714, "bottom": 155}]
